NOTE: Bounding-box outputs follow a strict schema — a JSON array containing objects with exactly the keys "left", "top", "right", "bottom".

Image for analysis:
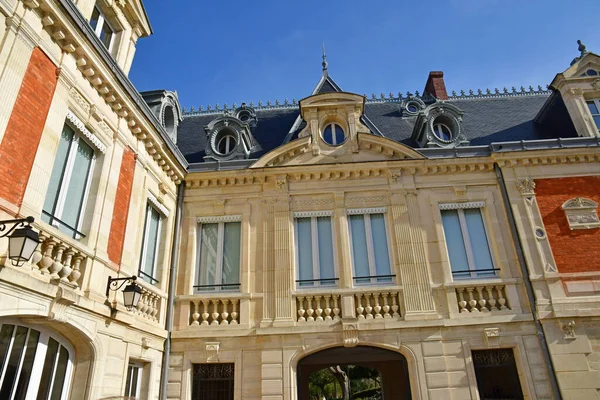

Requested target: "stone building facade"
[{"left": 0, "top": 1, "right": 599, "bottom": 400}]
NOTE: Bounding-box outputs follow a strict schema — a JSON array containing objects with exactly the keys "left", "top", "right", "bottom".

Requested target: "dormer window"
[
  {"left": 433, "top": 120, "right": 453, "bottom": 141},
  {"left": 322, "top": 123, "right": 345, "bottom": 146},
  {"left": 90, "top": 6, "right": 114, "bottom": 51},
  {"left": 586, "top": 100, "right": 600, "bottom": 130},
  {"left": 214, "top": 129, "right": 237, "bottom": 155}
]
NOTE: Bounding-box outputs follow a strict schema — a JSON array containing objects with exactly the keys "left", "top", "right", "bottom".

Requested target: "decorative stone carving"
[
  {"left": 206, "top": 342, "right": 220, "bottom": 362},
  {"left": 48, "top": 287, "right": 77, "bottom": 322},
  {"left": 562, "top": 197, "right": 600, "bottom": 230},
  {"left": 142, "top": 337, "right": 152, "bottom": 349},
  {"left": 203, "top": 113, "right": 260, "bottom": 161},
  {"left": 516, "top": 179, "right": 536, "bottom": 196},
  {"left": 343, "top": 324, "right": 359, "bottom": 347},
  {"left": 412, "top": 101, "right": 468, "bottom": 148},
  {"left": 562, "top": 320, "right": 576, "bottom": 340},
  {"left": 483, "top": 328, "right": 500, "bottom": 348}
]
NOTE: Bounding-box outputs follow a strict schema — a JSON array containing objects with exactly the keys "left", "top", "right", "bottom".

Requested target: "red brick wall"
[
  {"left": 107, "top": 148, "right": 136, "bottom": 266},
  {"left": 424, "top": 71, "right": 448, "bottom": 100},
  {"left": 0, "top": 47, "right": 58, "bottom": 207},
  {"left": 535, "top": 176, "right": 600, "bottom": 273}
]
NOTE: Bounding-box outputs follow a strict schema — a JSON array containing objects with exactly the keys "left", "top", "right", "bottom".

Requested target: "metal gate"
[{"left": 192, "top": 363, "right": 234, "bottom": 400}]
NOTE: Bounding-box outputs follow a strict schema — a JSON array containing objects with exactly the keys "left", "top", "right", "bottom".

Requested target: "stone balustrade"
[
  {"left": 354, "top": 291, "right": 401, "bottom": 319},
  {"left": 455, "top": 284, "right": 510, "bottom": 313},
  {"left": 189, "top": 297, "right": 240, "bottom": 326},
  {"left": 295, "top": 294, "right": 341, "bottom": 323},
  {"left": 133, "top": 281, "right": 164, "bottom": 323},
  {"left": 29, "top": 230, "right": 88, "bottom": 288}
]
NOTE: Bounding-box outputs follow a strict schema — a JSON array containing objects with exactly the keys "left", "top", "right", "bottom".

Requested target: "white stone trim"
[
  {"left": 148, "top": 192, "right": 170, "bottom": 218},
  {"left": 293, "top": 210, "right": 333, "bottom": 218},
  {"left": 197, "top": 215, "right": 242, "bottom": 224},
  {"left": 561, "top": 197, "right": 600, "bottom": 230},
  {"left": 65, "top": 110, "right": 107, "bottom": 154},
  {"left": 347, "top": 207, "right": 387, "bottom": 215},
  {"left": 439, "top": 201, "right": 486, "bottom": 210}
]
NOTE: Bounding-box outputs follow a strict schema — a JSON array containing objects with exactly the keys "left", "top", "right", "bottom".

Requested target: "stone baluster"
[
  {"left": 231, "top": 299, "right": 239, "bottom": 324},
  {"left": 356, "top": 294, "right": 365, "bottom": 319},
  {"left": 364, "top": 294, "right": 373, "bottom": 319},
  {"left": 476, "top": 286, "right": 488, "bottom": 312},
  {"left": 391, "top": 293, "right": 400, "bottom": 318},
  {"left": 373, "top": 293, "right": 382, "bottom": 318},
  {"left": 297, "top": 297, "right": 306, "bottom": 322},
  {"left": 485, "top": 286, "right": 497, "bottom": 310},
  {"left": 457, "top": 288, "right": 468, "bottom": 313},
  {"left": 152, "top": 295, "right": 159, "bottom": 321},
  {"left": 466, "top": 287, "right": 478, "bottom": 312},
  {"left": 306, "top": 297, "right": 315, "bottom": 322},
  {"left": 324, "top": 296, "right": 332, "bottom": 321},
  {"left": 69, "top": 254, "right": 83, "bottom": 287},
  {"left": 382, "top": 293, "right": 391, "bottom": 318},
  {"left": 332, "top": 296, "right": 341, "bottom": 321},
  {"left": 210, "top": 300, "right": 220, "bottom": 325},
  {"left": 39, "top": 238, "right": 56, "bottom": 275},
  {"left": 49, "top": 243, "right": 65, "bottom": 279},
  {"left": 191, "top": 300, "right": 200, "bottom": 325},
  {"left": 496, "top": 286, "right": 507, "bottom": 310},
  {"left": 201, "top": 300, "right": 209, "bottom": 325},
  {"left": 220, "top": 299, "right": 230, "bottom": 325},
  {"left": 30, "top": 232, "right": 46, "bottom": 270},
  {"left": 315, "top": 296, "right": 323, "bottom": 322},
  {"left": 58, "top": 250, "right": 74, "bottom": 283}
]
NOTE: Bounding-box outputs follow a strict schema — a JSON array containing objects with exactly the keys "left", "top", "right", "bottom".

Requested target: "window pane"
[
  {"left": 100, "top": 23, "right": 113, "bottom": 49},
  {"left": 322, "top": 125, "right": 333, "bottom": 144},
  {"left": 49, "top": 345, "right": 69, "bottom": 400},
  {"left": 464, "top": 209, "right": 495, "bottom": 277},
  {"left": 42, "top": 126, "right": 74, "bottom": 221},
  {"left": 296, "top": 218, "right": 313, "bottom": 286},
  {"left": 317, "top": 217, "right": 335, "bottom": 285},
  {"left": 0, "top": 326, "right": 28, "bottom": 399},
  {"left": 124, "top": 365, "right": 133, "bottom": 396},
  {"left": 222, "top": 222, "right": 241, "bottom": 288},
  {"left": 90, "top": 7, "right": 100, "bottom": 30},
  {"left": 350, "top": 215, "right": 370, "bottom": 283},
  {"left": 130, "top": 367, "right": 139, "bottom": 397},
  {"left": 334, "top": 125, "right": 345, "bottom": 144},
  {"left": 36, "top": 338, "right": 59, "bottom": 400},
  {"left": 370, "top": 214, "right": 392, "bottom": 282},
  {"left": 0, "top": 324, "right": 15, "bottom": 378},
  {"left": 61, "top": 139, "right": 93, "bottom": 234},
  {"left": 198, "top": 224, "right": 219, "bottom": 288},
  {"left": 587, "top": 100, "right": 599, "bottom": 115},
  {"left": 14, "top": 329, "right": 40, "bottom": 400},
  {"left": 141, "top": 207, "right": 161, "bottom": 282},
  {"left": 441, "top": 210, "right": 470, "bottom": 279},
  {"left": 594, "top": 115, "right": 600, "bottom": 130}
]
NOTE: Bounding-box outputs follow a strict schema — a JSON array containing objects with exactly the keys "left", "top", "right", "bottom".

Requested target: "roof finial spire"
[
  {"left": 321, "top": 43, "right": 328, "bottom": 76},
  {"left": 577, "top": 39, "right": 589, "bottom": 57}
]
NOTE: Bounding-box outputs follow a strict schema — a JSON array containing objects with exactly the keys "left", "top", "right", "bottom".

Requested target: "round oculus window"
[
  {"left": 405, "top": 102, "right": 419, "bottom": 113},
  {"left": 433, "top": 120, "right": 452, "bottom": 141},
  {"left": 163, "top": 105, "right": 176, "bottom": 135},
  {"left": 214, "top": 129, "right": 237, "bottom": 155},
  {"left": 238, "top": 111, "right": 251, "bottom": 122},
  {"left": 322, "top": 123, "right": 345, "bottom": 146},
  {"left": 586, "top": 69, "right": 598, "bottom": 76}
]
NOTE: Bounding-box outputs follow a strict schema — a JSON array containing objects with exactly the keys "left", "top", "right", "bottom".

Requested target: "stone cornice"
[{"left": 25, "top": 0, "right": 186, "bottom": 184}]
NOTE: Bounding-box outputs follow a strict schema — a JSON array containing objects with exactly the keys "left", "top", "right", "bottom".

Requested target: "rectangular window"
[
  {"left": 192, "top": 364, "right": 234, "bottom": 400},
  {"left": 294, "top": 214, "right": 337, "bottom": 288},
  {"left": 472, "top": 349, "right": 524, "bottom": 400},
  {"left": 42, "top": 124, "right": 95, "bottom": 239},
  {"left": 196, "top": 219, "right": 241, "bottom": 292},
  {"left": 348, "top": 210, "right": 394, "bottom": 285},
  {"left": 139, "top": 204, "right": 162, "bottom": 285},
  {"left": 440, "top": 206, "right": 496, "bottom": 279},
  {"left": 124, "top": 362, "right": 142, "bottom": 398},
  {"left": 586, "top": 99, "right": 600, "bottom": 131},
  {"left": 90, "top": 6, "right": 114, "bottom": 51}
]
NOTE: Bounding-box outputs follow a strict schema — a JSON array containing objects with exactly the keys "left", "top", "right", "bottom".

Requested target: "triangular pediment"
[
  {"left": 557, "top": 53, "right": 600, "bottom": 80},
  {"left": 251, "top": 133, "right": 424, "bottom": 168}
]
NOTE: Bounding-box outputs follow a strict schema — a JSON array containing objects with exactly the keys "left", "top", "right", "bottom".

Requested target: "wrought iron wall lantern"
[
  {"left": 0, "top": 216, "right": 39, "bottom": 266},
  {"left": 106, "top": 275, "right": 142, "bottom": 313}
]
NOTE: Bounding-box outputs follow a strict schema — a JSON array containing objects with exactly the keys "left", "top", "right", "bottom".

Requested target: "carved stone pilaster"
[
  {"left": 391, "top": 192, "right": 436, "bottom": 318},
  {"left": 273, "top": 196, "right": 294, "bottom": 325},
  {"left": 260, "top": 199, "right": 274, "bottom": 327}
]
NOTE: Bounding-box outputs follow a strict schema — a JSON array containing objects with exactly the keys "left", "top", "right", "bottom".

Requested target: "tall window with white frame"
[
  {"left": 42, "top": 123, "right": 95, "bottom": 239},
  {"left": 348, "top": 209, "right": 394, "bottom": 285},
  {"left": 195, "top": 217, "right": 241, "bottom": 292},
  {"left": 440, "top": 203, "right": 497, "bottom": 279},
  {"left": 586, "top": 99, "right": 600, "bottom": 131},
  {"left": 138, "top": 204, "right": 162, "bottom": 285},
  {"left": 89, "top": 5, "right": 114, "bottom": 51},
  {"left": 294, "top": 212, "right": 337, "bottom": 288},
  {"left": 124, "top": 361, "right": 143, "bottom": 399}
]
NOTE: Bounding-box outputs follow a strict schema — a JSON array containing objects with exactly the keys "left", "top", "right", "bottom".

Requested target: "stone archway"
[{"left": 297, "top": 346, "right": 411, "bottom": 400}]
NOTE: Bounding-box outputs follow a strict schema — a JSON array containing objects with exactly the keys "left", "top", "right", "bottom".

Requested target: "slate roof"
[{"left": 176, "top": 75, "right": 578, "bottom": 165}]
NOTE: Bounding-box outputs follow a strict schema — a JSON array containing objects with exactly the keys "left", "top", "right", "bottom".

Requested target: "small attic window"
[
  {"left": 586, "top": 100, "right": 600, "bottom": 130},
  {"left": 163, "top": 105, "right": 176, "bottom": 135},
  {"left": 581, "top": 69, "right": 599, "bottom": 77},
  {"left": 322, "top": 123, "right": 345, "bottom": 146},
  {"left": 407, "top": 104, "right": 419, "bottom": 113},
  {"left": 214, "top": 128, "right": 237, "bottom": 156},
  {"left": 562, "top": 197, "right": 600, "bottom": 230},
  {"left": 238, "top": 110, "right": 251, "bottom": 122},
  {"left": 433, "top": 119, "right": 453, "bottom": 141}
]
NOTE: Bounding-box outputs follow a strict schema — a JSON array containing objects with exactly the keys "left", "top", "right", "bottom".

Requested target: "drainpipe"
[
  {"left": 494, "top": 164, "right": 562, "bottom": 400},
  {"left": 159, "top": 181, "right": 185, "bottom": 400}
]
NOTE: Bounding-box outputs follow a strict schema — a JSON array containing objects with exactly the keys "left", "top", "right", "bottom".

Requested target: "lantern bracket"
[
  {"left": 0, "top": 216, "right": 34, "bottom": 238},
  {"left": 106, "top": 275, "right": 138, "bottom": 297}
]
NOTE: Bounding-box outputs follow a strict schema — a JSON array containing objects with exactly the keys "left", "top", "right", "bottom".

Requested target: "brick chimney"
[{"left": 424, "top": 71, "right": 448, "bottom": 100}]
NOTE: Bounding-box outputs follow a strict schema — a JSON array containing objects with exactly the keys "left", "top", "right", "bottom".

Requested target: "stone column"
[
  {"left": 273, "top": 194, "right": 294, "bottom": 326},
  {"left": 334, "top": 192, "right": 353, "bottom": 289},
  {"left": 391, "top": 191, "right": 437, "bottom": 319},
  {"left": 260, "top": 198, "right": 274, "bottom": 327}
]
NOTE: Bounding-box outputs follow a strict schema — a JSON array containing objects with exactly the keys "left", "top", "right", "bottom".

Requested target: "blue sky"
[{"left": 130, "top": 1, "right": 600, "bottom": 110}]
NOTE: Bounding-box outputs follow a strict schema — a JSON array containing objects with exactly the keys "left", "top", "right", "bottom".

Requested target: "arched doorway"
[{"left": 297, "top": 346, "right": 411, "bottom": 400}]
